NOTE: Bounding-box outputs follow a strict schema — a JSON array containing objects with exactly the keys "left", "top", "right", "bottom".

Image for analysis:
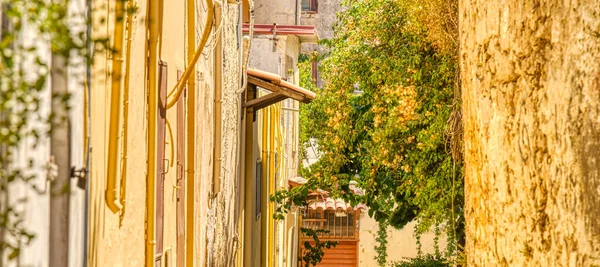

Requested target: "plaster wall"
[
  {"left": 88, "top": 0, "right": 150, "bottom": 265},
  {"left": 358, "top": 212, "right": 447, "bottom": 266},
  {"left": 253, "top": 0, "right": 299, "bottom": 25}
]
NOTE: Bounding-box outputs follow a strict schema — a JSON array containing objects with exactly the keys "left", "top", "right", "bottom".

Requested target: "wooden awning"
[{"left": 245, "top": 68, "right": 316, "bottom": 111}]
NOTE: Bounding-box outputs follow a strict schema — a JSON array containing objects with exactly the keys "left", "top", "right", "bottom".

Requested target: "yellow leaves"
[
  {"left": 381, "top": 147, "right": 389, "bottom": 156},
  {"left": 402, "top": 164, "right": 411, "bottom": 173},
  {"left": 332, "top": 136, "right": 341, "bottom": 145},
  {"left": 373, "top": 114, "right": 382, "bottom": 127},
  {"left": 393, "top": 154, "right": 404, "bottom": 165}
]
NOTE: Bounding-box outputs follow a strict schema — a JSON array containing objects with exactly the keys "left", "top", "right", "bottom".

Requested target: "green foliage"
[
  {"left": 393, "top": 254, "right": 449, "bottom": 267},
  {"left": 273, "top": 0, "right": 464, "bottom": 261},
  {"left": 270, "top": 184, "right": 312, "bottom": 221},
  {"left": 375, "top": 220, "right": 388, "bottom": 266},
  {"left": 299, "top": 228, "right": 338, "bottom": 267},
  {"left": 308, "top": 0, "right": 461, "bottom": 231}
]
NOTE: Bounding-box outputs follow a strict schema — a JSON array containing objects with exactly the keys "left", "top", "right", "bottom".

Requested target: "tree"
[
  {"left": 461, "top": 0, "right": 600, "bottom": 265},
  {"left": 274, "top": 0, "right": 463, "bottom": 259}
]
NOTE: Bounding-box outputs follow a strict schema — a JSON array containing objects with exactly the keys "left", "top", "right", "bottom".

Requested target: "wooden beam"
[
  {"left": 243, "top": 91, "right": 287, "bottom": 111},
  {"left": 248, "top": 76, "right": 309, "bottom": 103}
]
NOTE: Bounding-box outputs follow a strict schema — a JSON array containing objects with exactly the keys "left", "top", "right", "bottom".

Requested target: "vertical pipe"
[
  {"left": 260, "top": 103, "right": 268, "bottom": 266},
  {"left": 119, "top": 0, "right": 134, "bottom": 221},
  {"left": 49, "top": 47, "right": 70, "bottom": 267},
  {"left": 146, "top": 0, "right": 160, "bottom": 265},
  {"left": 185, "top": 0, "right": 196, "bottom": 262},
  {"left": 106, "top": 0, "right": 126, "bottom": 213},
  {"left": 212, "top": 3, "right": 223, "bottom": 195},
  {"left": 295, "top": 0, "right": 298, "bottom": 25},
  {"left": 234, "top": 3, "right": 244, "bottom": 265},
  {"left": 268, "top": 105, "right": 275, "bottom": 267},
  {"left": 243, "top": 85, "right": 256, "bottom": 267}
]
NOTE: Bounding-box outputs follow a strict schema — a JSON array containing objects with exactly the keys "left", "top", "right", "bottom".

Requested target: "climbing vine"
[{"left": 374, "top": 220, "right": 388, "bottom": 266}]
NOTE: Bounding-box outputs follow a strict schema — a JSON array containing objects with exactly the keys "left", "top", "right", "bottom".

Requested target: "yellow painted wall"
[
  {"left": 88, "top": 0, "right": 149, "bottom": 265},
  {"left": 88, "top": 0, "right": 217, "bottom": 266},
  {"left": 243, "top": 34, "right": 306, "bottom": 267},
  {"left": 242, "top": 85, "right": 265, "bottom": 267}
]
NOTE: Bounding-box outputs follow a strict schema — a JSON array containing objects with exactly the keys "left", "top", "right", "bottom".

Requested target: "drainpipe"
[
  {"left": 234, "top": 1, "right": 244, "bottom": 263},
  {"left": 185, "top": 0, "right": 196, "bottom": 265},
  {"left": 213, "top": 1, "right": 223, "bottom": 196},
  {"left": 146, "top": 0, "right": 160, "bottom": 265},
  {"left": 119, "top": 0, "right": 134, "bottom": 221},
  {"left": 49, "top": 46, "right": 70, "bottom": 267},
  {"left": 106, "top": 0, "right": 126, "bottom": 213},
  {"left": 166, "top": 0, "right": 215, "bottom": 109},
  {"left": 268, "top": 106, "right": 275, "bottom": 267},
  {"left": 260, "top": 106, "right": 268, "bottom": 266}
]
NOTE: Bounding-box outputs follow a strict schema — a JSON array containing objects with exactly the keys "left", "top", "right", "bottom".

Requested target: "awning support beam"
[
  {"left": 243, "top": 91, "right": 287, "bottom": 111},
  {"left": 243, "top": 69, "right": 315, "bottom": 111}
]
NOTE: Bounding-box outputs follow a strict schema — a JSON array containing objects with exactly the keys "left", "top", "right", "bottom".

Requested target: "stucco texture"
[
  {"left": 88, "top": 0, "right": 217, "bottom": 266},
  {"left": 460, "top": 0, "right": 600, "bottom": 265}
]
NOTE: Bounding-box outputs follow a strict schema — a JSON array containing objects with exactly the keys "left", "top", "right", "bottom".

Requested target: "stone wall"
[
  {"left": 460, "top": 0, "right": 600, "bottom": 265},
  {"left": 300, "top": 0, "right": 344, "bottom": 88},
  {"left": 208, "top": 3, "right": 241, "bottom": 267}
]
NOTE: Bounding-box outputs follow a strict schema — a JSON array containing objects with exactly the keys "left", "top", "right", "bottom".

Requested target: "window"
[
  {"left": 301, "top": 0, "right": 318, "bottom": 12},
  {"left": 302, "top": 209, "right": 357, "bottom": 239},
  {"left": 256, "top": 159, "right": 262, "bottom": 219}
]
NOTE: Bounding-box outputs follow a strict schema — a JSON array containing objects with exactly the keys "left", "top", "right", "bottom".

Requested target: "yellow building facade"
[
  {"left": 86, "top": 0, "right": 315, "bottom": 266},
  {"left": 87, "top": 0, "right": 241, "bottom": 266}
]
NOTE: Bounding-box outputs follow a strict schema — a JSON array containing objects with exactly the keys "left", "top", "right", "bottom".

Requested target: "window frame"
[
  {"left": 255, "top": 159, "right": 262, "bottom": 219},
  {"left": 301, "top": 0, "right": 318, "bottom": 13},
  {"left": 302, "top": 209, "right": 357, "bottom": 239}
]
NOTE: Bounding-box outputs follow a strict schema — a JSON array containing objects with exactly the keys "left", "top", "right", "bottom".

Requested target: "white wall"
[
  {"left": 4, "top": 1, "right": 87, "bottom": 265},
  {"left": 5, "top": 11, "right": 52, "bottom": 267},
  {"left": 358, "top": 211, "right": 447, "bottom": 266}
]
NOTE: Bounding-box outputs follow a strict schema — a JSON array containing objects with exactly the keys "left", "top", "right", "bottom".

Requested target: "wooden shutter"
[
  {"left": 300, "top": 240, "right": 357, "bottom": 267},
  {"left": 176, "top": 70, "right": 186, "bottom": 267},
  {"left": 155, "top": 61, "right": 167, "bottom": 266}
]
